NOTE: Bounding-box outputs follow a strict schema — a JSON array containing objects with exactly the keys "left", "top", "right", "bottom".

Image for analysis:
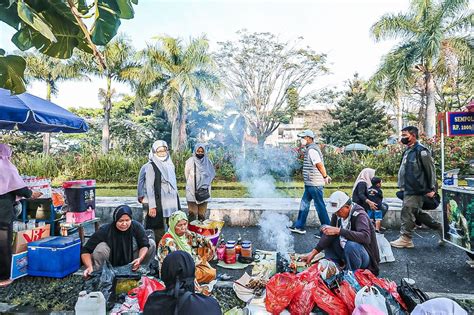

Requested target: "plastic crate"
[{"left": 27, "top": 236, "right": 81, "bottom": 278}]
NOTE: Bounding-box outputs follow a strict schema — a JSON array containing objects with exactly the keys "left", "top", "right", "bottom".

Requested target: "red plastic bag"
[
  {"left": 289, "top": 281, "right": 317, "bottom": 315},
  {"left": 265, "top": 272, "right": 304, "bottom": 314},
  {"left": 333, "top": 280, "right": 356, "bottom": 313},
  {"left": 128, "top": 276, "right": 166, "bottom": 311},
  {"left": 312, "top": 276, "right": 350, "bottom": 315},
  {"left": 355, "top": 269, "right": 407, "bottom": 310}
]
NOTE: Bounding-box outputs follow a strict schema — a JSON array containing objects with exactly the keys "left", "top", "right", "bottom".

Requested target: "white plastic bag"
[
  {"left": 355, "top": 286, "right": 389, "bottom": 315},
  {"left": 376, "top": 233, "right": 395, "bottom": 263}
]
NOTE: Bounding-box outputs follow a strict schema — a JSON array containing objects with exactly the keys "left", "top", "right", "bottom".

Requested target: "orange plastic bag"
[
  {"left": 128, "top": 276, "right": 165, "bottom": 311},
  {"left": 265, "top": 272, "right": 304, "bottom": 315}
]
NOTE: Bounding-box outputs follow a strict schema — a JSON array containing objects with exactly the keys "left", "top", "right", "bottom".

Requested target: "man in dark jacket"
[
  {"left": 391, "top": 126, "right": 443, "bottom": 249},
  {"left": 303, "top": 191, "right": 380, "bottom": 275}
]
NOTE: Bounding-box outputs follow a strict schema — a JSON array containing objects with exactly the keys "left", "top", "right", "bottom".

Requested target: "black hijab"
[
  {"left": 143, "top": 251, "right": 222, "bottom": 315},
  {"left": 106, "top": 205, "right": 134, "bottom": 266}
]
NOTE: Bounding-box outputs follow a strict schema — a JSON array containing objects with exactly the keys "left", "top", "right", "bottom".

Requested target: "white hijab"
[
  {"left": 149, "top": 140, "right": 177, "bottom": 191},
  {"left": 352, "top": 168, "right": 376, "bottom": 193}
]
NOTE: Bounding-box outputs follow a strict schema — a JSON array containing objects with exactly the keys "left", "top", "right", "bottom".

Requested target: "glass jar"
[
  {"left": 241, "top": 241, "right": 252, "bottom": 258},
  {"left": 224, "top": 243, "right": 236, "bottom": 264}
]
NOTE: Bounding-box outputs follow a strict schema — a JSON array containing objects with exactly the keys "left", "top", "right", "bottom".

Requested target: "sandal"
[{"left": 0, "top": 279, "right": 13, "bottom": 288}]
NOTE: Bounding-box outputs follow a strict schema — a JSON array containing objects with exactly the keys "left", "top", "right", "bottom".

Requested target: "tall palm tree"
[
  {"left": 371, "top": 0, "right": 473, "bottom": 137},
  {"left": 79, "top": 35, "right": 136, "bottom": 153},
  {"left": 140, "top": 36, "right": 220, "bottom": 151},
  {"left": 24, "top": 53, "right": 87, "bottom": 154}
]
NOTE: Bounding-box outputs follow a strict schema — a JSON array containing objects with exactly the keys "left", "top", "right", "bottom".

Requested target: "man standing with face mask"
[
  {"left": 289, "top": 130, "right": 331, "bottom": 234},
  {"left": 390, "top": 126, "right": 443, "bottom": 248}
]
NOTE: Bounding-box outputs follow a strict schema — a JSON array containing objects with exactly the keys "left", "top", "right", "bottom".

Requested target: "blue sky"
[{"left": 0, "top": 0, "right": 409, "bottom": 109}]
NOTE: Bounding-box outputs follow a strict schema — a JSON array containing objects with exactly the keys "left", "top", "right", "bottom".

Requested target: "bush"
[{"left": 11, "top": 136, "right": 472, "bottom": 184}]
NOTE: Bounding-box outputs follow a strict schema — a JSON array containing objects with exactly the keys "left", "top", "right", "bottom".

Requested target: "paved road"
[{"left": 217, "top": 226, "right": 474, "bottom": 295}]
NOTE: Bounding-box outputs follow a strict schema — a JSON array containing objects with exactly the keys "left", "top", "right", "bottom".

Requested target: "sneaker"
[
  {"left": 288, "top": 226, "right": 306, "bottom": 234},
  {"left": 390, "top": 235, "right": 414, "bottom": 248}
]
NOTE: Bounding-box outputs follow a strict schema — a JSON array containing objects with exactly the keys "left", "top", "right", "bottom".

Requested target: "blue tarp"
[{"left": 0, "top": 88, "right": 88, "bottom": 133}]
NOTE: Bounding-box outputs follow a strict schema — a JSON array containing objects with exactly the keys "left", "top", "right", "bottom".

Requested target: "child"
[{"left": 367, "top": 177, "right": 384, "bottom": 233}]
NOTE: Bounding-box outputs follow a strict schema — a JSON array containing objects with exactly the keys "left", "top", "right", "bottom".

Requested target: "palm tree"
[
  {"left": 140, "top": 36, "right": 220, "bottom": 151},
  {"left": 371, "top": 0, "right": 473, "bottom": 137},
  {"left": 24, "top": 53, "right": 87, "bottom": 154},
  {"left": 79, "top": 35, "right": 136, "bottom": 154}
]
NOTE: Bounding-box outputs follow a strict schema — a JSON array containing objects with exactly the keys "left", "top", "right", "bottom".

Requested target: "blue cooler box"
[{"left": 27, "top": 236, "right": 81, "bottom": 278}]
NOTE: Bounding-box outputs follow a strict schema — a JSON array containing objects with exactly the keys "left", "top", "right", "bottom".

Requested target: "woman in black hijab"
[
  {"left": 81, "top": 205, "right": 156, "bottom": 277},
  {"left": 144, "top": 251, "right": 222, "bottom": 315}
]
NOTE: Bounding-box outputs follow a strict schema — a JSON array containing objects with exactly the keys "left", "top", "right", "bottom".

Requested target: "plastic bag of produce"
[
  {"left": 311, "top": 276, "right": 350, "bottom": 315},
  {"left": 265, "top": 272, "right": 304, "bottom": 314},
  {"left": 333, "top": 280, "right": 357, "bottom": 312},
  {"left": 84, "top": 261, "right": 117, "bottom": 310},
  {"left": 128, "top": 276, "right": 165, "bottom": 311}
]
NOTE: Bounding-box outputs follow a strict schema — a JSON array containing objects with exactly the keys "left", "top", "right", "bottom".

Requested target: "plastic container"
[
  {"left": 75, "top": 291, "right": 106, "bottom": 315},
  {"left": 64, "top": 185, "right": 96, "bottom": 212},
  {"left": 443, "top": 169, "right": 460, "bottom": 187},
  {"left": 28, "top": 236, "right": 81, "bottom": 278},
  {"left": 224, "top": 242, "right": 236, "bottom": 264},
  {"left": 241, "top": 241, "right": 252, "bottom": 258}
]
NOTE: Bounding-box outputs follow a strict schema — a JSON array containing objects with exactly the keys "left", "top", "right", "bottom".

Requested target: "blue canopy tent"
[{"left": 0, "top": 88, "right": 88, "bottom": 133}]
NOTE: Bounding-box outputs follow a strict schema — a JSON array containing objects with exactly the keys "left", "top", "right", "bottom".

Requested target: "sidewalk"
[{"left": 95, "top": 197, "right": 442, "bottom": 229}]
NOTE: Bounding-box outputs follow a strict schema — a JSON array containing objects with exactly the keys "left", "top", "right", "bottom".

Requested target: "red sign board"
[{"left": 438, "top": 112, "right": 474, "bottom": 137}]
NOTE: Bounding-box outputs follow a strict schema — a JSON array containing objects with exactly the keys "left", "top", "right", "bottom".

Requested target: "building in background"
[{"left": 265, "top": 104, "right": 333, "bottom": 147}]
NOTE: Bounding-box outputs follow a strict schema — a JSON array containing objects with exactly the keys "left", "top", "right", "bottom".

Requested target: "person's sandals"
[{"left": 0, "top": 279, "right": 13, "bottom": 288}]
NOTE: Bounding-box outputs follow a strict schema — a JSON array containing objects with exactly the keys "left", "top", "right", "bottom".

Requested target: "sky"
[{"left": 0, "top": 0, "right": 409, "bottom": 109}]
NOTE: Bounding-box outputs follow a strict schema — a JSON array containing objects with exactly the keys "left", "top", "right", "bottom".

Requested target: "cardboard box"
[
  {"left": 10, "top": 251, "right": 28, "bottom": 280},
  {"left": 12, "top": 224, "right": 50, "bottom": 254}
]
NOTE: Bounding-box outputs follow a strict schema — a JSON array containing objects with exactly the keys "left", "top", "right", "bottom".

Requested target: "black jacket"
[
  {"left": 352, "top": 182, "right": 370, "bottom": 211},
  {"left": 400, "top": 142, "right": 436, "bottom": 196},
  {"left": 315, "top": 203, "right": 380, "bottom": 275}
]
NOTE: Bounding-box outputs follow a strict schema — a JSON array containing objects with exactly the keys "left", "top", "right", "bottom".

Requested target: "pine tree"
[{"left": 321, "top": 74, "right": 392, "bottom": 147}]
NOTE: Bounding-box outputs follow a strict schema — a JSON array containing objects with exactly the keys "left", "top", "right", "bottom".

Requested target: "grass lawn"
[{"left": 95, "top": 180, "right": 401, "bottom": 198}]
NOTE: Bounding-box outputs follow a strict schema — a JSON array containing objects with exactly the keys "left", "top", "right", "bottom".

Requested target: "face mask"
[
  {"left": 300, "top": 139, "right": 307, "bottom": 146},
  {"left": 400, "top": 137, "right": 410, "bottom": 145},
  {"left": 196, "top": 154, "right": 204, "bottom": 159}
]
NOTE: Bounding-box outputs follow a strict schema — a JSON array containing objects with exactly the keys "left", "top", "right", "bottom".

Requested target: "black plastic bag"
[
  {"left": 374, "top": 285, "right": 406, "bottom": 315},
  {"left": 396, "top": 279, "right": 429, "bottom": 312},
  {"left": 84, "top": 261, "right": 117, "bottom": 310}
]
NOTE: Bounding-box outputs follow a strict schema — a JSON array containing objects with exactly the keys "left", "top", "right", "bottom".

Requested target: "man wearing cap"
[
  {"left": 289, "top": 129, "right": 331, "bottom": 234},
  {"left": 302, "top": 191, "right": 380, "bottom": 275}
]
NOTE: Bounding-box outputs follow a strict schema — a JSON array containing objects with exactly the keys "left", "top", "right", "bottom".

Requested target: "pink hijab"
[
  {"left": 352, "top": 168, "right": 376, "bottom": 193},
  {"left": 0, "top": 144, "right": 26, "bottom": 195}
]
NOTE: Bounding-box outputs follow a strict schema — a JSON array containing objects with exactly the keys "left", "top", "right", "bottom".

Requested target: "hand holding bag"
[
  {"left": 355, "top": 285, "right": 389, "bottom": 315},
  {"left": 194, "top": 163, "right": 210, "bottom": 202}
]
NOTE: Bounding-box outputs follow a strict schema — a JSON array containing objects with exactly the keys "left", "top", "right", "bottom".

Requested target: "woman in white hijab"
[
  {"left": 185, "top": 143, "right": 215, "bottom": 221},
  {"left": 145, "top": 140, "right": 181, "bottom": 241}
]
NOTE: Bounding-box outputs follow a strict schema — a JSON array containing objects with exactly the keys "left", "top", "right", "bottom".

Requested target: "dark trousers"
[
  {"left": 324, "top": 237, "right": 370, "bottom": 272},
  {"left": 294, "top": 185, "right": 330, "bottom": 229},
  {"left": 0, "top": 222, "right": 12, "bottom": 280}
]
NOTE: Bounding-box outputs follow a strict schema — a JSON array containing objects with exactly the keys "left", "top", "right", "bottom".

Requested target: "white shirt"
[
  {"left": 339, "top": 216, "right": 351, "bottom": 248},
  {"left": 308, "top": 148, "right": 322, "bottom": 165}
]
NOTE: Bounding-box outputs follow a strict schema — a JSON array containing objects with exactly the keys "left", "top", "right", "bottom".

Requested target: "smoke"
[
  {"left": 234, "top": 145, "right": 299, "bottom": 198},
  {"left": 232, "top": 145, "right": 299, "bottom": 258},
  {"left": 258, "top": 211, "right": 294, "bottom": 260}
]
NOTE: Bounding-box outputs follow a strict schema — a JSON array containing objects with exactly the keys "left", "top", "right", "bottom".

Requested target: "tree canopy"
[
  {"left": 0, "top": 0, "right": 138, "bottom": 94},
  {"left": 321, "top": 74, "right": 392, "bottom": 147},
  {"left": 214, "top": 31, "right": 329, "bottom": 145}
]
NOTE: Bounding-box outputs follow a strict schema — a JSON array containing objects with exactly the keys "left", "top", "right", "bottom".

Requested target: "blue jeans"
[
  {"left": 324, "top": 238, "right": 370, "bottom": 272},
  {"left": 294, "top": 185, "right": 330, "bottom": 229}
]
